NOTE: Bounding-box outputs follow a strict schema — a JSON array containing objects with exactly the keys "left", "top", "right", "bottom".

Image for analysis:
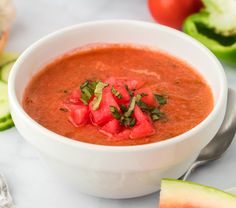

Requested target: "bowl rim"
[{"left": 8, "top": 20, "right": 228, "bottom": 152}]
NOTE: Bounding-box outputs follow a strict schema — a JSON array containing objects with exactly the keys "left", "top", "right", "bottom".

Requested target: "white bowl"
[{"left": 8, "top": 20, "right": 227, "bottom": 199}]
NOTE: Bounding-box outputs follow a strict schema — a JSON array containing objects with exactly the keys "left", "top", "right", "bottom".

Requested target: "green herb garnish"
[
  {"left": 150, "top": 108, "right": 166, "bottom": 122},
  {"left": 80, "top": 80, "right": 98, "bottom": 105},
  {"left": 111, "top": 86, "right": 123, "bottom": 99},
  {"left": 120, "top": 116, "right": 136, "bottom": 128},
  {"left": 125, "top": 84, "right": 135, "bottom": 97},
  {"left": 80, "top": 80, "right": 89, "bottom": 89},
  {"left": 109, "top": 106, "right": 121, "bottom": 120},
  {"left": 154, "top": 94, "right": 167, "bottom": 105},
  {"left": 136, "top": 100, "right": 150, "bottom": 112},
  {"left": 124, "top": 97, "right": 136, "bottom": 118},
  {"left": 135, "top": 93, "right": 148, "bottom": 102},
  {"left": 120, "top": 104, "right": 127, "bottom": 112},
  {"left": 59, "top": 108, "right": 68, "bottom": 112},
  {"left": 92, "top": 81, "right": 109, "bottom": 110}
]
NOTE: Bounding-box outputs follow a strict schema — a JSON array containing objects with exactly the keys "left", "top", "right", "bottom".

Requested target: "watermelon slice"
[{"left": 160, "top": 179, "right": 236, "bottom": 208}]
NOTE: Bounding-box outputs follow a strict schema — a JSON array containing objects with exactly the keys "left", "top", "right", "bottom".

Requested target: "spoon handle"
[
  {"left": 0, "top": 174, "right": 15, "bottom": 208},
  {"left": 180, "top": 161, "right": 206, "bottom": 180}
]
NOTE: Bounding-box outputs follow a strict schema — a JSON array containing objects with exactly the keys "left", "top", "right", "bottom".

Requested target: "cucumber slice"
[
  {"left": 0, "top": 53, "right": 18, "bottom": 67},
  {"left": 0, "top": 81, "right": 11, "bottom": 121},
  {"left": 0, "top": 116, "right": 14, "bottom": 131},
  {"left": 0, "top": 81, "right": 14, "bottom": 131},
  {"left": 1, "top": 62, "right": 14, "bottom": 83}
]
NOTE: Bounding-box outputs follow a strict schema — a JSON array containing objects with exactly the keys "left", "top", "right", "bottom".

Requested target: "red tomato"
[{"left": 148, "top": 0, "right": 202, "bottom": 29}]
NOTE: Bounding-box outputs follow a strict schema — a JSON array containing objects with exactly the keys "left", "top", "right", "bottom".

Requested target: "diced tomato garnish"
[
  {"left": 130, "top": 106, "right": 155, "bottom": 139},
  {"left": 100, "top": 119, "right": 121, "bottom": 136},
  {"left": 136, "top": 88, "right": 157, "bottom": 107},
  {"left": 69, "top": 105, "right": 89, "bottom": 126},
  {"left": 90, "top": 91, "right": 120, "bottom": 126}
]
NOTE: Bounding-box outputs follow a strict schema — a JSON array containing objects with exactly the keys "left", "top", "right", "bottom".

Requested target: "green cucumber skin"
[
  {"left": 0, "top": 81, "right": 14, "bottom": 130},
  {"left": 0, "top": 53, "right": 18, "bottom": 67},
  {"left": 0, "top": 62, "right": 15, "bottom": 83},
  {"left": 0, "top": 113, "right": 11, "bottom": 122},
  {"left": 0, "top": 117, "right": 14, "bottom": 131}
]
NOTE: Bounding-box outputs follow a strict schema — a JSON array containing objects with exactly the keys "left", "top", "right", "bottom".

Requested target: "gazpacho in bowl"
[
  {"left": 23, "top": 44, "right": 213, "bottom": 146},
  {"left": 9, "top": 20, "right": 227, "bottom": 198}
]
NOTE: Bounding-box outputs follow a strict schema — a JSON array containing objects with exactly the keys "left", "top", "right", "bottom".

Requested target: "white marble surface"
[{"left": 1, "top": 0, "right": 236, "bottom": 207}]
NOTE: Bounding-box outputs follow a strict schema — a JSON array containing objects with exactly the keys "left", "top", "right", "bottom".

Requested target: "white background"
[{"left": 1, "top": 0, "right": 236, "bottom": 207}]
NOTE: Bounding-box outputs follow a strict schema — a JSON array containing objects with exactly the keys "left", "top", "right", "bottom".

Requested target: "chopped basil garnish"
[
  {"left": 80, "top": 93, "right": 90, "bottom": 105},
  {"left": 110, "top": 106, "right": 121, "bottom": 120},
  {"left": 59, "top": 107, "right": 68, "bottom": 112},
  {"left": 92, "top": 81, "right": 109, "bottom": 110},
  {"left": 120, "top": 116, "right": 136, "bottom": 128},
  {"left": 135, "top": 93, "right": 148, "bottom": 102},
  {"left": 111, "top": 86, "right": 123, "bottom": 99},
  {"left": 136, "top": 100, "right": 150, "bottom": 112},
  {"left": 125, "top": 84, "right": 135, "bottom": 97},
  {"left": 80, "top": 80, "right": 89, "bottom": 89},
  {"left": 137, "top": 99, "right": 167, "bottom": 122},
  {"left": 120, "top": 104, "right": 127, "bottom": 112},
  {"left": 124, "top": 97, "right": 136, "bottom": 118},
  {"left": 129, "top": 117, "right": 136, "bottom": 127},
  {"left": 80, "top": 80, "right": 98, "bottom": 105},
  {"left": 154, "top": 94, "right": 167, "bottom": 105}
]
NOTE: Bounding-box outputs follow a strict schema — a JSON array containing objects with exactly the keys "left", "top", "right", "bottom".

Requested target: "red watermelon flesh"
[
  {"left": 63, "top": 77, "right": 165, "bottom": 140},
  {"left": 89, "top": 91, "right": 120, "bottom": 126},
  {"left": 160, "top": 179, "right": 236, "bottom": 208},
  {"left": 130, "top": 106, "right": 155, "bottom": 139},
  {"left": 136, "top": 87, "right": 157, "bottom": 107}
]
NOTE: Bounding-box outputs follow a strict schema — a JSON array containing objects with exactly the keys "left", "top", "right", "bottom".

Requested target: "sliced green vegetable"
[
  {"left": 124, "top": 97, "right": 136, "bottom": 118},
  {"left": 80, "top": 80, "right": 98, "bottom": 105},
  {"left": 120, "top": 104, "right": 127, "bottom": 112},
  {"left": 0, "top": 81, "right": 14, "bottom": 131},
  {"left": 111, "top": 86, "right": 123, "bottom": 99},
  {"left": 136, "top": 100, "right": 150, "bottom": 112},
  {"left": 125, "top": 84, "right": 135, "bottom": 97},
  {"left": 0, "top": 81, "right": 10, "bottom": 119},
  {"left": 154, "top": 94, "right": 167, "bottom": 105},
  {"left": 202, "top": 0, "right": 236, "bottom": 36},
  {"left": 59, "top": 107, "right": 68, "bottom": 112},
  {"left": 183, "top": 0, "right": 236, "bottom": 65},
  {"left": 150, "top": 108, "right": 166, "bottom": 122},
  {"left": 0, "top": 53, "right": 18, "bottom": 67},
  {"left": 0, "top": 53, "right": 18, "bottom": 83},
  {"left": 109, "top": 106, "right": 121, "bottom": 120},
  {"left": 92, "top": 81, "right": 109, "bottom": 110},
  {"left": 1, "top": 62, "right": 14, "bottom": 83},
  {"left": 0, "top": 116, "right": 14, "bottom": 131},
  {"left": 120, "top": 116, "right": 136, "bottom": 128}
]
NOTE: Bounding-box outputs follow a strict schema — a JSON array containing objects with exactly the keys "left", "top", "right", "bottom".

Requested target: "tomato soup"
[{"left": 23, "top": 44, "right": 213, "bottom": 146}]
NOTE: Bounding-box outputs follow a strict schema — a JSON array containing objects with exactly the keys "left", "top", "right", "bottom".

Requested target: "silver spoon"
[
  {"left": 0, "top": 174, "right": 15, "bottom": 207},
  {"left": 181, "top": 88, "right": 236, "bottom": 180}
]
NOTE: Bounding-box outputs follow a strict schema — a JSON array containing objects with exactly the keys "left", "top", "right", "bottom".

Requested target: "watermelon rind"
[{"left": 160, "top": 179, "right": 236, "bottom": 208}]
